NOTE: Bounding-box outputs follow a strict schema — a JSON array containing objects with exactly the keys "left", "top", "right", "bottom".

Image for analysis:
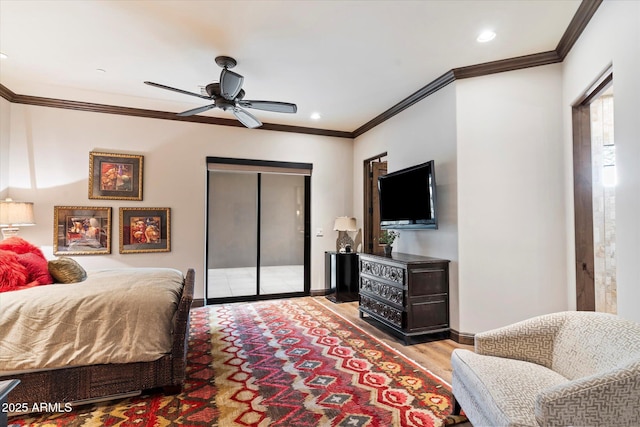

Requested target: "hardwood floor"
[{"left": 314, "top": 297, "right": 474, "bottom": 384}]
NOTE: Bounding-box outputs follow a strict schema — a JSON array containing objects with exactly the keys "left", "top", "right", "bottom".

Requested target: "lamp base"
[
  {"left": 336, "top": 231, "right": 355, "bottom": 252},
  {"left": 1, "top": 227, "right": 19, "bottom": 240}
]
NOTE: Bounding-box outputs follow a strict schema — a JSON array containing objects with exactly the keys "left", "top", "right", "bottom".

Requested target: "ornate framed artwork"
[
  {"left": 53, "top": 206, "right": 112, "bottom": 255},
  {"left": 119, "top": 207, "right": 171, "bottom": 254},
  {"left": 89, "top": 152, "right": 143, "bottom": 200}
]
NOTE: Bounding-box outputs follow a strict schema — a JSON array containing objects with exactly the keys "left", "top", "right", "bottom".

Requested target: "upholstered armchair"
[{"left": 451, "top": 311, "right": 640, "bottom": 426}]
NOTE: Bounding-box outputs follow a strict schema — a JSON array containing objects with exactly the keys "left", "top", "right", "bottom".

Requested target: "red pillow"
[
  {"left": 0, "top": 236, "right": 53, "bottom": 285},
  {"left": 0, "top": 249, "right": 30, "bottom": 292},
  {"left": 0, "top": 236, "right": 47, "bottom": 258},
  {"left": 17, "top": 252, "right": 54, "bottom": 285}
]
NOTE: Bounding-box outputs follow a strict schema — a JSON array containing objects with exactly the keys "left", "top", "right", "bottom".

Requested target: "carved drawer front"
[
  {"left": 360, "top": 259, "right": 404, "bottom": 285},
  {"left": 359, "top": 294, "right": 403, "bottom": 328},
  {"left": 360, "top": 276, "right": 404, "bottom": 308}
]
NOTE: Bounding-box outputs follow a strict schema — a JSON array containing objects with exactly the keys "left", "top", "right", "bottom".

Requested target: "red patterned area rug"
[{"left": 9, "top": 297, "right": 467, "bottom": 427}]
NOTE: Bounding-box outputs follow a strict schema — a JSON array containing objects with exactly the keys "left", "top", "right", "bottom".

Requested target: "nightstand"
[{"left": 325, "top": 251, "right": 359, "bottom": 303}]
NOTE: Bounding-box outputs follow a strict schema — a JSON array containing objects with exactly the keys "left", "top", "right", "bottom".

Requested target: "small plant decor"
[{"left": 378, "top": 230, "right": 400, "bottom": 246}]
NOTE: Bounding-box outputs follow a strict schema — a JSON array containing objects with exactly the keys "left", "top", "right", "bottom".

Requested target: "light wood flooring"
[{"left": 314, "top": 297, "right": 473, "bottom": 384}]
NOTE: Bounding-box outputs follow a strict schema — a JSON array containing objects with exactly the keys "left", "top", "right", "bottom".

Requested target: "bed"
[{"left": 0, "top": 266, "right": 195, "bottom": 408}]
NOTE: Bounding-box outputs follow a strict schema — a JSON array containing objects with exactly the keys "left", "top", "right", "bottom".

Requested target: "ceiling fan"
[{"left": 144, "top": 56, "right": 297, "bottom": 129}]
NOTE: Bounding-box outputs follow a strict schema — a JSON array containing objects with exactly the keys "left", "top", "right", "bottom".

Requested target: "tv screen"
[{"left": 378, "top": 160, "right": 438, "bottom": 229}]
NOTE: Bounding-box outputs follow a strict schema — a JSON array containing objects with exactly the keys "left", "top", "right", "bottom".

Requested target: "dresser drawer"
[
  {"left": 360, "top": 258, "right": 404, "bottom": 285},
  {"left": 407, "top": 295, "right": 449, "bottom": 332},
  {"left": 359, "top": 276, "right": 404, "bottom": 309},
  {"left": 359, "top": 294, "right": 403, "bottom": 329},
  {"left": 408, "top": 266, "right": 448, "bottom": 296}
]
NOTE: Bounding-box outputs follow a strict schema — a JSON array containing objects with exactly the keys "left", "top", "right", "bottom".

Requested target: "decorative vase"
[{"left": 383, "top": 245, "right": 393, "bottom": 256}]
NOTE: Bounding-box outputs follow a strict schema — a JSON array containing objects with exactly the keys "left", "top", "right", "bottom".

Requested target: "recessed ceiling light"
[
  {"left": 310, "top": 112, "right": 321, "bottom": 120},
  {"left": 477, "top": 30, "right": 496, "bottom": 43},
  {"left": 0, "top": 53, "right": 7, "bottom": 59}
]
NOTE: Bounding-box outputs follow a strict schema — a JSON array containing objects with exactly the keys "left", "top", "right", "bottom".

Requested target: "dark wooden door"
[
  {"left": 363, "top": 157, "right": 387, "bottom": 254},
  {"left": 371, "top": 161, "right": 387, "bottom": 255}
]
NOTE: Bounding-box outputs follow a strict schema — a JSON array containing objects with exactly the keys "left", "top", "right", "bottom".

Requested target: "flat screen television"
[{"left": 378, "top": 160, "right": 438, "bottom": 229}]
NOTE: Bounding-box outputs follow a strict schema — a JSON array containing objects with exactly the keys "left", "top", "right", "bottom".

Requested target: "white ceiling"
[{"left": 0, "top": 0, "right": 581, "bottom": 132}]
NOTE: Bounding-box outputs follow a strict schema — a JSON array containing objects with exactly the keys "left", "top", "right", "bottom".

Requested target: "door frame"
[
  {"left": 363, "top": 153, "right": 387, "bottom": 254},
  {"left": 572, "top": 69, "right": 612, "bottom": 311}
]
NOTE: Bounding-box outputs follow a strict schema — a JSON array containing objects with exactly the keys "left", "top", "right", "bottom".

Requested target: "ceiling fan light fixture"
[
  {"left": 220, "top": 68, "right": 244, "bottom": 100},
  {"left": 477, "top": 30, "right": 496, "bottom": 43}
]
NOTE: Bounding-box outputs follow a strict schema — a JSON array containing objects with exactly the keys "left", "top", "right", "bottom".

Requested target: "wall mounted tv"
[{"left": 378, "top": 160, "right": 438, "bottom": 229}]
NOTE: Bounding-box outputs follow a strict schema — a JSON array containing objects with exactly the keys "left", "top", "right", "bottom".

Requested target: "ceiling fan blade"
[
  {"left": 220, "top": 68, "right": 244, "bottom": 100},
  {"left": 177, "top": 104, "right": 216, "bottom": 117},
  {"left": 144, "top": 81, "right": 211, "bottom": 100},
  {"left": 233, "top": 106, "right": 262, "bottom": 129},
  {"left": 237, "top": 100, "right": 297, "bottom": 114}
]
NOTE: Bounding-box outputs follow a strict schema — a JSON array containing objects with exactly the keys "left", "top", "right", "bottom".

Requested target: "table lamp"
[
  {"left": 0, "top": 198, "right": 35, "bottom": 239},
  {"left": 334, "top": 216, "right": 357, "bottom": 252}
]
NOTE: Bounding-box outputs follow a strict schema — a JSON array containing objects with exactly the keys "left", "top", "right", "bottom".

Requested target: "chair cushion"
[{"left": 452, "top": 349, "right": 568, "bottom": 427}]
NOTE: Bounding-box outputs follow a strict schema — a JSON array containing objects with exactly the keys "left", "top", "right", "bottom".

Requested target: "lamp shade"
[
  {"left": 333, "top": 216, "right": 357, "bottom": 231},
  {"left": 0, "top": 199, "right": 35, "bottom": 226}
]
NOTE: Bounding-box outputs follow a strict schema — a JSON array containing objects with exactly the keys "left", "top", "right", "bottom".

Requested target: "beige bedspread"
[{"left": 0, "top": 268, "right": 184, "bottom": 374}]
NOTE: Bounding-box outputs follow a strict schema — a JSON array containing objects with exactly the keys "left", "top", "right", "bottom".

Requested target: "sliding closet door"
[
  {"left": 259, "top": 173, "right": 306, "bottom": 295},
  {"left": 207, "top": 171, "right": 258, "bottom": 298},
  {"left": 206, "top": 157, "right": 312, "bottom": 303}
]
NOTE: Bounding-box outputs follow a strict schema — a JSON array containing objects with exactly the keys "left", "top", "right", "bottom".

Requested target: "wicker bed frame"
[{"left": 3, "top": 268, "right": 195, "bottom": 407}]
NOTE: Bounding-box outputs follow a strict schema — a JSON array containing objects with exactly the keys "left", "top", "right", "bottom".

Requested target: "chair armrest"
[
  {"left": 535, "top": 360, "right": 640, "bottom": 427},
  {"left": 475, "top": 312, "right": 568, "bottom": 368}
]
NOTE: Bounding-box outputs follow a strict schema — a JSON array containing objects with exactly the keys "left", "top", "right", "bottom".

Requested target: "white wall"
[
  {"left": 7, "top": 103, "right": 353, "bottom": 299},
  {"left": 561, "top": 0, "right": 640, "bottom": 323},
  {"left": 0, "top": 97, "right": 9, "bottom": 198},
  {"left": 353, "top": 84, "right": 460, "bottom": 331},
  {"left": 456, "top": 64, "right": 567, "bottom": 333}
]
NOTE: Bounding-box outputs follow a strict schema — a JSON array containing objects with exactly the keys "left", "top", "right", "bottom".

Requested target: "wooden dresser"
[{"left": 358, "top": 252, "right": 450, "bottom": 343}]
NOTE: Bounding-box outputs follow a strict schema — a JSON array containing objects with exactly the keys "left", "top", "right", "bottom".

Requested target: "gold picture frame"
[
  {"left": 53, "top": 206, "right": 112, "bottom": 255},
  {"left": 119, "top": 208, "right": 171, "bottom": 254},
  {"left": 89, "top": 152, "right": 143, "bottom": 200}
]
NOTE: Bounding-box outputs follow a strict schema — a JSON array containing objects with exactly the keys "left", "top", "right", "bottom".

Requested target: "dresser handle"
[{"left": 411, "top": 268, "right": 444, "bottom": 274}]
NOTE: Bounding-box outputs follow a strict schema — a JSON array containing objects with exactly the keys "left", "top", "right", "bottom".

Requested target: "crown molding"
[
  {"left": 0, "top": 88, "right": 353, "bottom": 139},
  {"left": 452, "top": 50, "right": 562, "bottom": 80},
  {"left": 353, "top": 0, "right": 601, "bottom": 137},
  {"left": 556, "top": 0, "right": 603, "bottom": 59},
  {"left": 0, "top": 0, "right": 601, "bottom": 140},
  {"left": 351, "top": 49, "right": 562, "bottom": 139},
  {"left": 0, "top": 84, "right": 16, "bottom": 102},
  {"left": 352, "top": 71, "right": 456, "bottom": 138}
]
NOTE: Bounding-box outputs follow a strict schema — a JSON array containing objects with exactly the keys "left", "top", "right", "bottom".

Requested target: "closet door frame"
[{"left": 205, "top": 157, "right": 312, "bottom": 304}]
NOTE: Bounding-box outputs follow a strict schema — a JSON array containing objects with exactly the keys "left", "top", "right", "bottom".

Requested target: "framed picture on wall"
[
  {"left": 119, "top": 207, "right": 171, "bottom": 254},
  {"left": 53, "top": 206, "right": 111, "bottom": 255},
  {"left": 89, "top": 152, "right": 143, "bottom": 200}
]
